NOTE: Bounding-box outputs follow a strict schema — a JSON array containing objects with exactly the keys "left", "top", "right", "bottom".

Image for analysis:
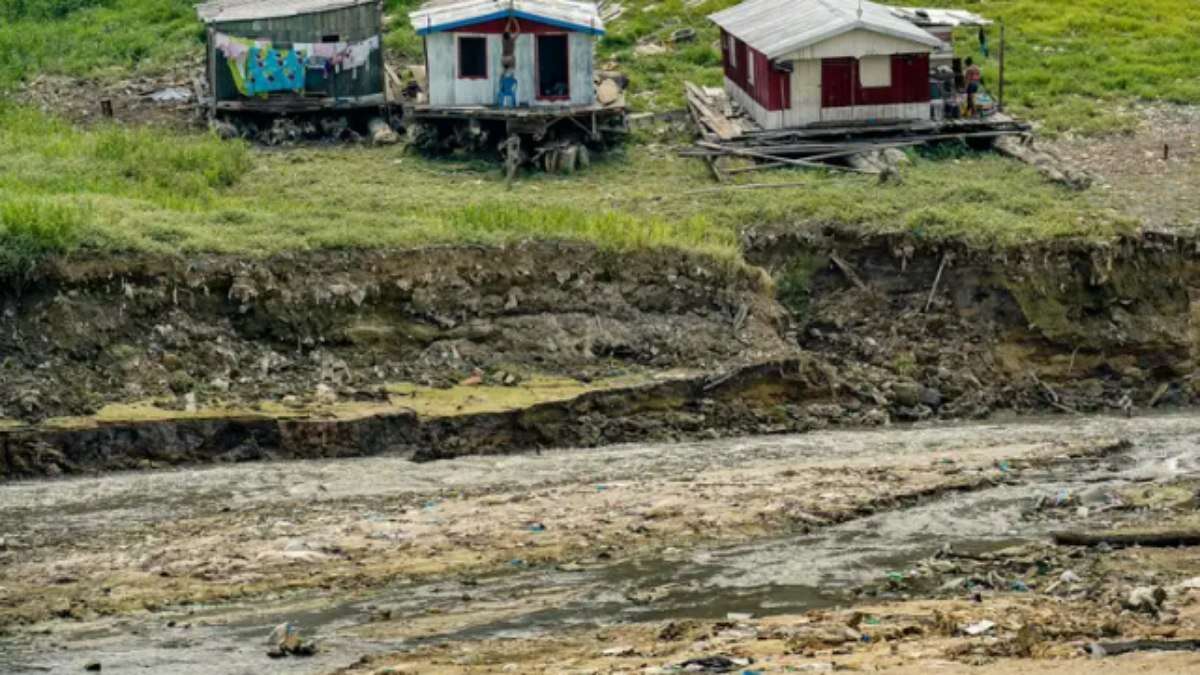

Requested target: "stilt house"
[
  {"left": 708, "top": 0, "right": 944, "bottom": 129},
  {"left": 408, "top": 0, "right": 605, "bottom": 108},
  {"left": 196, "top": 0, "right": 386, "bottom": 113}
]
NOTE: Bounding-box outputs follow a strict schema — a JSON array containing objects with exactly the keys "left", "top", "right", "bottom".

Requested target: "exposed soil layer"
[
  {"left": 6, "top": 231, "right": 1200, "bottom": 478},
  {"left": 748, "top": 227, "right": 1200, "bottom": 422},
  {"left": 0, "top": 241, "right": 786, "bottom": 423}
]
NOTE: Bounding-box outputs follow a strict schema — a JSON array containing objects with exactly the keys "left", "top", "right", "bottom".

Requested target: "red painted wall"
[
  {"left": 449, "top": 17, "right": 571, "bottom": 34},
  {"left": 720, "top": 29, "right": 790, "bottom": 112},
  {"left": 820, "top": 53, "right": 930, "bottom": 108}
]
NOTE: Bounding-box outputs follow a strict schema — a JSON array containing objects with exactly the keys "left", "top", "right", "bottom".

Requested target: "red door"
[{"left": 821, "top": 57, "right": 855, "bottom": 108}]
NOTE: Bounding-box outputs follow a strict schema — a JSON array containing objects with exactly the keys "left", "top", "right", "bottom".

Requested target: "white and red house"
[{"left": 708, "top": 0, "right": 945, "bottom": 129}]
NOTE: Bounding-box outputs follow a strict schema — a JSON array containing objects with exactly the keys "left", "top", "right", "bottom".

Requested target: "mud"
[{"left": 2, "top": 415, "right": 1199, "bottom": 674}]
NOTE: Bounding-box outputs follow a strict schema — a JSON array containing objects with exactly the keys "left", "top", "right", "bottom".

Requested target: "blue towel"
[{"left": 245, "top": 48, "right": 304, "bottom": 95}]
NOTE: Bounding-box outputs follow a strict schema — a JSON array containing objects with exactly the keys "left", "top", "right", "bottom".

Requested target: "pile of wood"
[{"left": 680, "top": 80, "right": 1094, "bottom": 188}]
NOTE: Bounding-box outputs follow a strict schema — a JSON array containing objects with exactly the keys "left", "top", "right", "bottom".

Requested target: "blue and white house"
[{"left": 409, "top": 0, "right": 605, "bottom": 108}]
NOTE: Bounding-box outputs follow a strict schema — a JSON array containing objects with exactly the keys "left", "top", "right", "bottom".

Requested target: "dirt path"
[{"left": 3, "top": 414, "right": 1200, "bottom": 673}]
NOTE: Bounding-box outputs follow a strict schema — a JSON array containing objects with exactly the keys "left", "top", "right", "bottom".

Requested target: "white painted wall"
[
  {"left": 780, "top": 29, "right": 936, "bottom": 61},
  {"left": 783, "top": 59, "right": 822, "bottom": 127},
  {"left": 426, "top": 31, "right": 596, "bottom": 108},
  {"left": 426, "top": 32, "right": 502, "bottom": 106},
  {"left": 820, "top": 102, "right": 930, "bottom": 123}
]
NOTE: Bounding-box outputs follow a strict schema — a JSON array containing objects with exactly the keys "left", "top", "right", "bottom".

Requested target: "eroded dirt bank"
[{"left": 6, "top": 232, "right": 1200, "bottom": 478}]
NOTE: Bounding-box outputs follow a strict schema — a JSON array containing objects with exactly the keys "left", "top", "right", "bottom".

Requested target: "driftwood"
[
  {"left": 829, "top": 253, "right": 868, "bottom": 291},
  {"left": 1053, "top": 530, "right": 1200, "bottom": 548},
  {"left": 1089, "top": 639, "right": 1200, "bottom": 657},
  {"left": 924, "top": 253, "right": 949, "bottom": 312}
]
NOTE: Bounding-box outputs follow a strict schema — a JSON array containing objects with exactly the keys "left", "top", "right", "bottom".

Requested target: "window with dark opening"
[
  {"left": 458, "top": 36, "right": 488, "bottom": 79},
  {"left": 536, "top": 34, "right": 568, "bottom": 99}
]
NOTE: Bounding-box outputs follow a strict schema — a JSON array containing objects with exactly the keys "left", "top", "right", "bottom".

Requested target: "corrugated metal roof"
[
  {"left": 409, "top": 0, "right": 604, "bottom": 35},
  {"left": 709, "top": 0, "right": 943, "bottom": 60},
  {"left": 196, "top": 0, "right": 377, "bottom": 23},
  {"left": 890, "top": 6, "right": 991, "bottom": 27}
]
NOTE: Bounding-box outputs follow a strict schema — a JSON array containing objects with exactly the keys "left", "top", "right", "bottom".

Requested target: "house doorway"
[{"left": 536, "top": 34, "right": 569, "bottom": 100}]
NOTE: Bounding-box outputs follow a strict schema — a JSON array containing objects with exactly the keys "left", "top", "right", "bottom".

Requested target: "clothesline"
[{"left": 214, "top": 32, "right": 379, "bottom": 97}]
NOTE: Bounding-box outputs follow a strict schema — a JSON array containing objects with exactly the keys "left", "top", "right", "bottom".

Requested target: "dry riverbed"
[{"left": 3, "top": 415, "right": 1200, "bottom": 673}]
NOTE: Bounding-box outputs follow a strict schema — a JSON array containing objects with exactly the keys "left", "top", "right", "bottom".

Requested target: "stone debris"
[{"left": 266, "top": 622, "right": 317, "bottom": 658}]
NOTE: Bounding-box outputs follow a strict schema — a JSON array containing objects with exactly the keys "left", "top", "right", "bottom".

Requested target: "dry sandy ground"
[
  {"left": 3, "top": 415, "right": 1200, "bottom": 674},
  {"left": 0, "top": 420, "right": 1127, "bottom": 628},
  {"left": 1050, "top": 104, "right": 1200, "bottom": 230}
]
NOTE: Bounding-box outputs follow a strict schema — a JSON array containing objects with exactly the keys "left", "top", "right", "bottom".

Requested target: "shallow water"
[{"left": 2, "top": 414, "right": 1199, "bottom": 674}]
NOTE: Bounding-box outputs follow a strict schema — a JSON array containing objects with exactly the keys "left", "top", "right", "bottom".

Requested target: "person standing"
[{"left": 964, "top": 57, "right": 982, "bottom": 117}]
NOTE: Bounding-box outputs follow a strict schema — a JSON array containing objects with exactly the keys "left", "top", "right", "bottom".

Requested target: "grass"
[
  {"left": 0, "top": 98, "right": 1134, "bottom": 263},
  {"left": 0, "top": 0, "right": 1187, "bottom": 267}
]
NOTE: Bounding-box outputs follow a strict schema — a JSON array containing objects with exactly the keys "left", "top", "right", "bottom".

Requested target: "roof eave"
[{"left": 410, "top": 8, "right": 604, "bottom": 35}]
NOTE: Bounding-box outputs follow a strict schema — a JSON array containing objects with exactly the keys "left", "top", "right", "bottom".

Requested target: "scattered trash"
[
  {"left": 726, "top": 612, "right": 753, "bottom": 621},
  {"left": 265, "top": 622, "right": 317, "bottom": 658},
  {"left": 1125, "top": 586, "right": 1166, "bottom": 614},
  {"left": 528, "top": 522, "right": 546, "bottom": 533},
  {"left": 963, "top": 619, "right": 995, "bottom": 636},
  {"left": 84, "top": 662, "right": 102, "bottom": 672},
  {"left": 147, "top": 87, "right": 191, "bottom": 103},
  {"left": 1060, "top": 570, "right": 1082, "bottom": 584},
  {"left": 670, "top": 27, "right": 697, "bottom": 43},
  {"left": 1010, "top": 580, "right": 1030, "bottom": 592}
]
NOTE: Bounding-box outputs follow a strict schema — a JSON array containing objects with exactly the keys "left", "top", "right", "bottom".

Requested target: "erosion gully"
[{"left": 3, "top": 414, "right": 1199, "bottom": 674}]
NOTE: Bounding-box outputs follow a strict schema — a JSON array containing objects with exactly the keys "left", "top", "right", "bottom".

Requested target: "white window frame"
[
  {"left": 728, "top": 35, "right": 737, "bottom": 68},
  {"left": 747, "top": 51, "right": 755, "bottom": 86}
]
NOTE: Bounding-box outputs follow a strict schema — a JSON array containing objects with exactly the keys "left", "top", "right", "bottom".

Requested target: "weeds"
[{"left": 0, "top": 197, "right": 85, "bottom": 276}]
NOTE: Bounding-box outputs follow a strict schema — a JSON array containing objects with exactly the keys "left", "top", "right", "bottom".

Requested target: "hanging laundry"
[
  {"left": 244, "top": 47, "right": 305, "bottom": 95},
  {"left": 214, "top": 32, "right": 264, "bottom": 96},
  {"left": 342, "top": 35, "right": 380, "bottom": 71}
]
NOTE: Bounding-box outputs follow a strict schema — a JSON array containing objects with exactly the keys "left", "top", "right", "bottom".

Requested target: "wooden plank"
[
  {"left": 684, "top": 81, "right": 740, "bottom": 141},
  {"left": 696, "top": 141, "right": 877, "bottom": 174}
]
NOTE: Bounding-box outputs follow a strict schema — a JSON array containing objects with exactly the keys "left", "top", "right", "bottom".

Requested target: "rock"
[
  {"left": 1126, "top": 586, "right": 1167, "bottom": 613},
  {"left": 83, "top": 662, "right": 102, "bottom": 672},
  {"left": 315, "top": 383, "right": 338, "bottom": 406},
  {"left": 596, "top": 78, "right": 623, "bottom": 106},
  {"left": 964, "top": 619, "right": 995, "bottom": 636},
  {"left": 891, "top": 382, "right": 921, "bottom": 407},
  {"left": 634, "top": 42, "right": 667, "bottom": 56},
  {"left": 266, "top": 622, "right": 317, "bottom": 658},
  {"left": 918, "top": 386, "right": 943, "bottom": 408}
]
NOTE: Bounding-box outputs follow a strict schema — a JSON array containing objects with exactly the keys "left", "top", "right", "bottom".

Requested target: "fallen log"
[
  {"left": 1088, "top": 639, "right": 1200, "bottom": 657},
  {"left": 1053, "top": 530, "right": 1200, "bottom": 548}
]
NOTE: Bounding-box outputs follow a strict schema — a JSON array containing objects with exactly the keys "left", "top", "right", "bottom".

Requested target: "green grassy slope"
[{"left": 0, "top": 0, "right": 1191, "bottom": 267}]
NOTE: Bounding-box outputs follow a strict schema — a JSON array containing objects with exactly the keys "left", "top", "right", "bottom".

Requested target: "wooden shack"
[
  {"left": 408, "top": 0, "right": 604, "bottom": 109},
  {"left": 196, "top": 0, "right": 387, "bottom": 114},
  {"left": 708, "top": 0, "right": 944, "bottom": 129}
]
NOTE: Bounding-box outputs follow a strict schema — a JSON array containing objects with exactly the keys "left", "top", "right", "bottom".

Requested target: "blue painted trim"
[{"left": 416, "top": 9, "right": 604, "bottom": 36}]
